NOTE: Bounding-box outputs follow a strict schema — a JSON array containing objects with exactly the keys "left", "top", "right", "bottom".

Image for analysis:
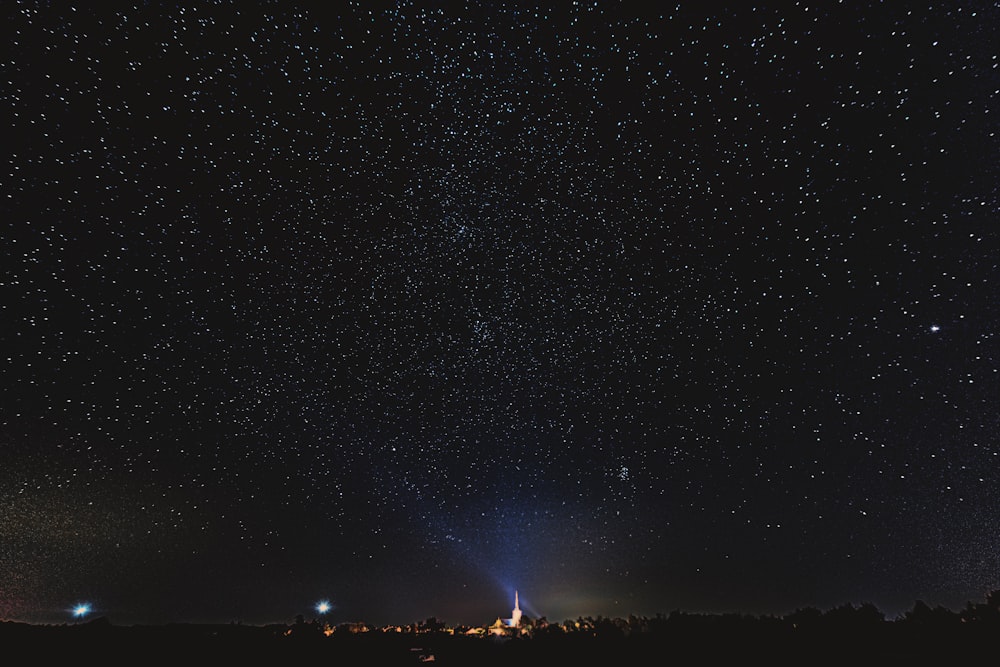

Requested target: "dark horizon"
[
  {"left": 6, "top": 591, "right": 1000, "bottom": 667},
  {"left": 3, "top": 1, "right": 998, "bottom": 631},
  {"left": 7, "top": 585, "right": 1000, "bottom": 630},
  {"left": 8, "top": 588, "right": 1000, "bottom": 628}
]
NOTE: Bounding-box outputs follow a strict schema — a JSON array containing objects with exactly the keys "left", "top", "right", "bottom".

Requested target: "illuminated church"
[{"left": 488, "top": 591, "right": 522, "bottom": 636}]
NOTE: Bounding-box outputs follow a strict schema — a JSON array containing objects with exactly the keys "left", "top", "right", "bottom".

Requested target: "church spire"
[{"left": 511, "top": 590, "right": 522, "bottom": 628}]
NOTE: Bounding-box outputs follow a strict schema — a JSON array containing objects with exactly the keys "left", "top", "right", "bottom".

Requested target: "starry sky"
[{"left": 2, "top": 1, "right": 999, "bottom": 628}]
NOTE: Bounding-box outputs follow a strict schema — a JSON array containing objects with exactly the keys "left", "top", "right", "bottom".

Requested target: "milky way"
[{"left": 2, "top": 1, "right": 998, "bottom": 626}]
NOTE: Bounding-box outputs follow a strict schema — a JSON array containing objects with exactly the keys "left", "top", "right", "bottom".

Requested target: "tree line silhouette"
[{"left": 5, "top": 591, "right": 1000, "bottom": 665}]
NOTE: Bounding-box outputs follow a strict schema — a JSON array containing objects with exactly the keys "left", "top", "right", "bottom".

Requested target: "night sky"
[{"left": 3, "top": 1, "right": 999, "bottom": 628}]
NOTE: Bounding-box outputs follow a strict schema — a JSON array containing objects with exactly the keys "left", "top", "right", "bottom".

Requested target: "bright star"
[
  {"left": 316, "top": 600, "right": 331, "bottom": 614},
  {"left": 930, "top": 325, "right": 940, "bottom": 333}
]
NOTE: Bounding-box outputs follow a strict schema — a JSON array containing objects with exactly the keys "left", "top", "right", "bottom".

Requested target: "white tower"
[{"left": 511, "top": 590, "right": 522, "bottom": 628}]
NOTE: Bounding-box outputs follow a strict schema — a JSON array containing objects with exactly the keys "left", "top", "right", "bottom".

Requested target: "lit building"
[{"left": 488, "top": 591, "right": 523, "bottom": 636}]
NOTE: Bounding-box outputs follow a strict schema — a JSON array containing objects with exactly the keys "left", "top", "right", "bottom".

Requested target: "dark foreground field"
[{"left": 1, "top": 613, "right": 996, "bottom": 666}]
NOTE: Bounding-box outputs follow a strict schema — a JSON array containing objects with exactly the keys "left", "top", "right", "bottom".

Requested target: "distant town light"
[{"left": 73, "top": 604, "right": 91, "bottom": 618}]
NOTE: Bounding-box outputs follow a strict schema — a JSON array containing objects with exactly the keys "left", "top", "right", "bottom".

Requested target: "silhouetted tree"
[
  {"left": 822, "top": 602, "right": 885, "bottom": 632},
  {"left": 904, "top": 600, "right": 959, "bottom": 627},
  {"left": 960, "top": 590, "right": 1000, "bottom": 624},
  {"left": 418, "top": 616, "right": 446, "bottom": 633},
  {"left": 593, "top": 616, "right": 624, "bottom": 640},
  {"left": 786, "top": 606, "right": 823, "bottom": 630}
]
